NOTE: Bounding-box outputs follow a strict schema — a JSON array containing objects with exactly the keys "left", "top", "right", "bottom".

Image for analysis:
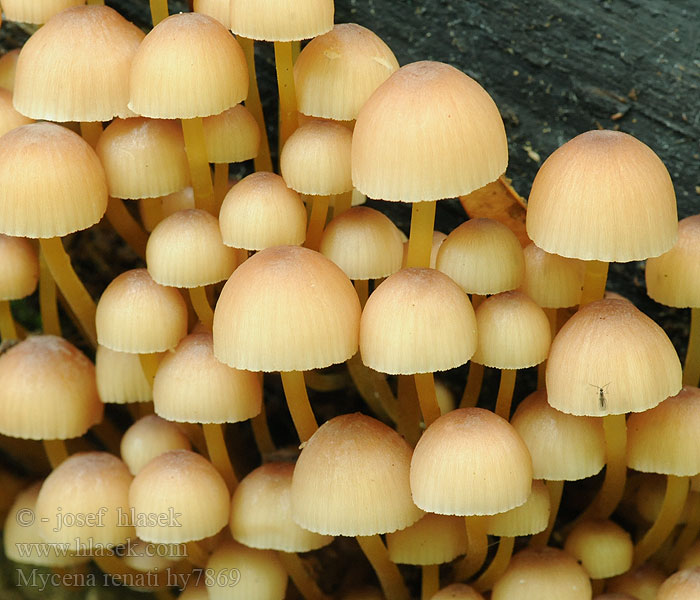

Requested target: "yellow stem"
[
  {"left": 333, "top": 191, "right": 353, "bottom": 218},
  {"left": 238, "top": 37, "right": 272, "bottom": 173},
  {"left": 213, "top": 163, "right": 229, "bottom": 212},
  {"left": 202, "top": 422, "right": 238, "bottom": 493},
  {"left": 278, "top": 551, "right": 328, "bottom": 600},
  {"left": 414, "top": 372, "right": 441, "bottom": 427},
  {"left": 305, "top": 195, "right": 330, "bottom": 251},
  {"left": 665, "top": 491, "right": 700, "bottom": 570},
  {"left": 43, "top": 439, "right": 69, "bottom": 469},
  {"left": 291, "top": 40, "right": 301, "bottom": 63},
  {"left": 251, "top": 397, "right": 276, "bottom": 458},
  {"left": 591, "top": 579, "right": 604, "bottom": 596},
  {"left": 79, "top": 121, "right": 102, "bottom": 148},
  {"left": 683, "top": 307, "right": 700, "bottom": 386},
  {"left": 39, "top": 252, "right": 61, "bottom": 336},
  {"left": 421, "top": 564, "right": 439, "bottom": 600},
  {"left": 181, "top": 117, "right": 215, "bottom": 215},
  {"left": 397, "top": 374, "right": 422, "bottom": 447},
  {"left": 347, "top": 353, "right": 399, "bottom": 424},
  {"left": 494, "top": 369, "right": 517, "bottom": 420},
  {"left": 354, "top": 279, "right": 369, "bottom": 308},
  {"left": 474, "top": 536, "right": 515, "bottom": 592},
  {"left": 579, "top": 260, "right": 609, "bottom": 308},
  {"left": 39, "top": 237, "right": 96, "bottom": 347},
  {"left": 149, "top": 0, "right": 169, "bottom": 26},
  {"left": 305, "top": 369, "right": 350, "bottom": 392},
  {"left": 0, "top": 300, "right": 17, "bottom": 341},
  {"left": 105, "top": 197, "right": 148, "bottom": 259},
  {"left": 406, "top": 201, "right": 437, "bottom": 268},
  {"left": 454, "top": 516, "right": 488, "bottom": 581},
  {"left": 189, "top": 286, "right": 214, "bottom": 328},
  {"left": 634, "top": 475, "right": 689, "bottom": 566},
  {"left": 460, "top": 363, "right": 484, "bottom": 408},
  {"left": 85, "top": 0, "right": 104, "bottom": 5},
  {"left": 279, "top": 371, "right": 318, "bottom": 443},
  {"left": 356, "top": 535, "right": 410, "bottom": 600},
  {"left": 273, "top": 41, "right": 299, "bottom": 152},
  {"left": 186, "top": 542, "right": 209, "bottom": 568},
  {"left": 177, "top": 422, "right": 207, "bottom": 455},
  {"left": 529, "top": 479, "right": 564, "bottom": 547},
  {"left": 139, "top": 353, "right": 161, "bottom": 388}
]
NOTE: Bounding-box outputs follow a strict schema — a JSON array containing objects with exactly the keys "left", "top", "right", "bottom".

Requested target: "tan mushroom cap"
[
  {"left": 606, "top": 565, "right": 666, "bottom": 600},
  {"left": 294, "top": 23, "right": 399, "bottom": 121},
  {"left": 36, "top": 452, "right": 134, "bottom": 549},
  {"left": 564, "top": 520, "right": 633, "bottom": 580},
  {"left": 291, "top": 413, "right": 423, "bottom": 536},
  {"left": 657, "top": 568, "right": 700, "bottom": 600},
  {"left": 486, "top": 480, "right": 550, "bottom": 537},
  {"left": 1, "top": 0, "right": 84, "bottom": 25},
  {"left": 129, "top": 449, "right": 230, "bottom": 543},
  {"left": 139, "top": 187, "right": 195, "bottom": 233},
  {"left": 386, "top": 513, "right": 466, "bottom": 566},
  {"left": 526, "top": 130, "right": 677, "bottom": 262},
  {"left": 202, "top": 104, "right": 260, "bottom": 164},
  {"left": 120, "top": 415, "right": 191, "bottom": 475},
  {"left": 129, "top": 12, "right": 248, "bottom": 119},
  {"left": 360, "top": 268, "right": 477, "bottom": 375},
  {"left": 0, "top": 49, "right": 20, "bottom": 91},
  {"left": 436, "top": 218, "right": 525, "bottom": 296},
  {"left": 95, "top": 345, "right": 151, "bottom": 405},
  {"left": 0, "top": 336, "right": 103, "bottom": 441},
  {"left": 219, "top": 172, "right": 306, "bottom": 250},
  {"left": 153, "top": 330, "right": 261, "bottom": 424},
  {"left": 320, "top": 206, "right": 404, "bottom": 280},
  {"left": 213, "top": 245, "right": 361, "bottom": 372},
  {"left": 470, "top": 290, "right": 551, "bottom": 369},
  {"left": 411, "top": 408, "right": 532, "bottom": 516},
  {"left": 230, "top": 462, "right": 333, "bottom": 552},
  {"left": 13, "top": 5, "right": 144, "bottom": 121},
  {"left": 521, "top": 242, "right": 585, "bottom": 308},
  {"left": 511, "top": 390, "right": 605, "bottom": 481},
  {"left": 0, "top": 88, "right": 33, "bottom": 137},
  {"left": 0, "top": 234, "right": 38, "bottom": 300},
  {"left": 646, "top": 215, "right": 700, "bottom": 308},
  {"left": 431, "top": 584, "right": 485, "bottom": 599},
  {"left": 96, "top": 117, "right": 190, "bottom": 200},
  {"left": 96, "top": 268, "right": 188, "bottom": 354},
  {"left": 193, "top": 0, "right": 230, "bottom": 28},
  {"left": 0, "top": 122, "right": 108, "bottom": 238},
  {"left": 546, "top": 298, "right": 682, "bottom": 416},
  {"left": 352, "top": 61, "right": 508, "bottom": 203},
  {"left": 229, "top": 0, "right": 333, "bottom": 42}
]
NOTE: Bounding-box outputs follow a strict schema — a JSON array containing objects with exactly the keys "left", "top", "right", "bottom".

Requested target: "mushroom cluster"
[{"left": 0, "top": 2, "right": 697, "bottom": 600}]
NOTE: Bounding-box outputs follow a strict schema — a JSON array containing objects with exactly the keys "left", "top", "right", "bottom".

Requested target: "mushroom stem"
[
  {"left": 354, "top": 279, "right": 369, "bottom": 308},
  {"left": 683, "top": 307, "right": 700, "bottom": 386},
  {"left": 529, "top": 479, "right": 564, "bottom": 547},
  {"left": 273, "top": 41, "right": 299, "bottom": 152},
  {"left": 43, "top": 439, "right": 69, "bottom": 469},
  {"left": 0, "top": 300, "right": 17, "bottom": 341},
  {"left": 347, "top": 352, "right": 399, "bottom": 424},
  {"left": 414, "top": 372, "right": 441, "bottom": 427},
  {"left": 189, "top": 287, "right": 214, "bottom": 328},
  {"left": 213, "top": 163, "right": 229, "bottom": 210},
  {"left": 105, "top": 197, "right": 148, "bottom": 260},
  {"left": 454, "top": 516, "right": 488, "bottom": 581},
  {"left": 665, "top": 491, "right": 700, "bottom": 570},
  {"left": 333, "top": 191, "right": 353, "bottom": 218},
  {"left": 634, "top": 474, "right": 689, "bottom": 566},
  {"left": 250, "top": 397, "right": 276, "bottom": 458},
  {"left": 238, "top": 37, "right": 272, "bottom": 173},
  {"left": 186, "top": 542, "right": 209, "bottom": 568},
  {"left": 579, "top": 260, "right": 609, "bottom": 308},
  {"left": 149, "top": 0, "right": 169, "bottom": 26},
  {"left": 39, "top": 254, "right": 61, "bottom": 336},
  {"left": 397, "top": 374, "right": 422, "bottom": 447},
  {"left": 86, "top": 0, "right": 104, "bottom": 5},
  {"left": 79, "top": 121, "right": 102, "bottom": 148},
  {"left": 305, "top": 195, "right": 330, "bottom": 251},
  {"left": 494, "top": 369, "right": 517, "bottom": 420},
  {"left": 139, "top": 353, "right": 161, "bottom": 388},
  {"left": 421, "top": 564, "right": 439, "bottom": 600},
  {"left": 202, "top": 423, "right": 238, "bottom": 493},
  {"left": 39, "top": 237, "right": 97, "bottom": 347},
  {"left": 278, "top": 551, "right": 328, "bottom": 600},
  {"left": 279, "top": 370, "right": 318, "bottom": 443},
  {"left": 405, "top": 201, "right": 436, "bottom": 268},
  {"left": 460, "top": 362, "right": 484, "bottom": 408},
  {"left": 181, "top": 117, "right": 215, "bottom": 215},
  {"left": 474, "top": 536, "right": 515, "bottom": 592},
  {"left": 355, "top": 534, "right": 410, "bottom": 600}
]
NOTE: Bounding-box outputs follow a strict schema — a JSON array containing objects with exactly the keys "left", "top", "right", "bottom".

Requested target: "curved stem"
[
  {"left": 405, "top": 201, "right": 437, "bottom": 268},
  {"left": 529, "top": 480, "right": 564, "bottom": 547},
  {"left": 333, "top": 191, "right": 353, "bottom": 218},
  {"left": 414, "top": 372, "right": 441, "bottom": 427},
  {"left": 278, "top": 551, "right": 328, "bottom": 600},
  {"left": 273, "top": 41, "right": 299, "bottom": 152},
  {"left": 202, "top": 423, "right": 238, "bottom": 493},
  {"left": 495, "top": 369, "right": 517, "bottom": 420},
  {"left": 665, "top": 491, "right": 700, "bottom": 570},
  {"left": 43, "top": 439, "right": 69, "bottom": 469},
  {"left": 460, "top": 363, "right": 484, "bottom": 408},
  {"left": 238, "top": 37, "right": 272, "bottom": 173},
  {"left": 0, "top": 300, "right": 17, "bottom": 341},
  {"left": 213, "top": 163, "right": 229, "bottom": 212},
  {"left": 354, "top": 279, "right": 369, "bottom": 308},
  {"left": 474, "top": 536, "right": 515, "bottom": 592},
  {"left": 251, "top": 397, "right": 276, "bottom": 458},
  {"left": 279, "top": 371, "right": 318, "bottom": 443},
  {"left": 149, "top": 0, "right": 169, "bottom": 26},
  {"left": 347, "top": 353, "right": 399, "bottom": 424},
  {"left": 355, "top": 535, "right": 410, "bottom": 600},
  {"left": 454, "top": 516, "right": 488, "bottom": 581},
  {"left": 189, "top": 287, "right": 214, "bottom": 328},
  {"left": 139, "top": 353, "right": 161, "bottom": 388},
  {"left": 39, "top": 253, "right": 61, "bottom": 336},
  {"left": 305, "top": 195, "right": 330, "bottom": 251},
  {"left": 181, "top": 117, "right": 215, "bottom": 215},
  {"left": 421, "top": 564, "right": 439, "bottom": 600},
  {"left": 579, "top": 260, "right": 609, "bottom": 308},
  {"left": 683, "top": 307, "right": 700, "bottom": 386},
  {"left": 105, "top": 197, "right": 148, "bottom": 259},
  {"left": 397, "top": 374, "right": 422, "bottom": 447},
  {"left": 39, "top": 237, "right": 96, "bottom": 347},
  {"left": 634, "top": 475, "right": 689, "bottom": 566}
]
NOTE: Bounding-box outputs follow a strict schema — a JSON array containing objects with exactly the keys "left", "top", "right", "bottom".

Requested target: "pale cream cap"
[
  {"left": 607, "top": 565, "right": 666, "bottom": 599},
  {"left": 120, "top": 415, "right": 191, "bottom": 475},
  {"left": 486, "top": 479, "right": 550, "bottom": 537},
  {"left": 229, "top": 0, "right": 333, "bottom": 41},
  {"left": 0, "top": 88, "right": 33, "bottom": 137},
  {"left": 294, "top": 23, "right": 399, "bottom": 121},
  {"left": 657, "top": 568, "right": 700, "bottom": 600},
  {"left": 291, "top": 413, "right": 423, "bottom": 536},
  {"left": 564, "top": 519, "right": 633, "bottom": 579},
  {"left": 546, "top": 299, "right": 682, "bottom": 416},
  {"left": 0, "top": 234, "right": 38, "bottom": 300},
  {"left": 526, "top": 130, "right": 677, "bottom": 262},
  {"left": 1, "top": 0, "right": 84, "bottom": 25},
  {"left": 13, "top": 6, "right": 144, "bottom": 121},
  {"left": 352, "top": 61, "right": 508, "bottom": 202},
  {"left": 521, "top": 242, "right": 585, "bottom": 308},
  {"left": 193, "top": 0, "right": 230, "bottom": 28},
  {"left": 386, "top": 513, "right": 466, "bottom": 565},
  {"left": 202, "top": 104, "right": 260, "bottom": 164},
  {"left": 431, "top": 584, "right": 485, "bottom": 599},
  {"left": 139, "top": 187, "right": 195, "bottom": 233},
  {"left": 95, "top": 345, "right": 151, "bottom": 405}
]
